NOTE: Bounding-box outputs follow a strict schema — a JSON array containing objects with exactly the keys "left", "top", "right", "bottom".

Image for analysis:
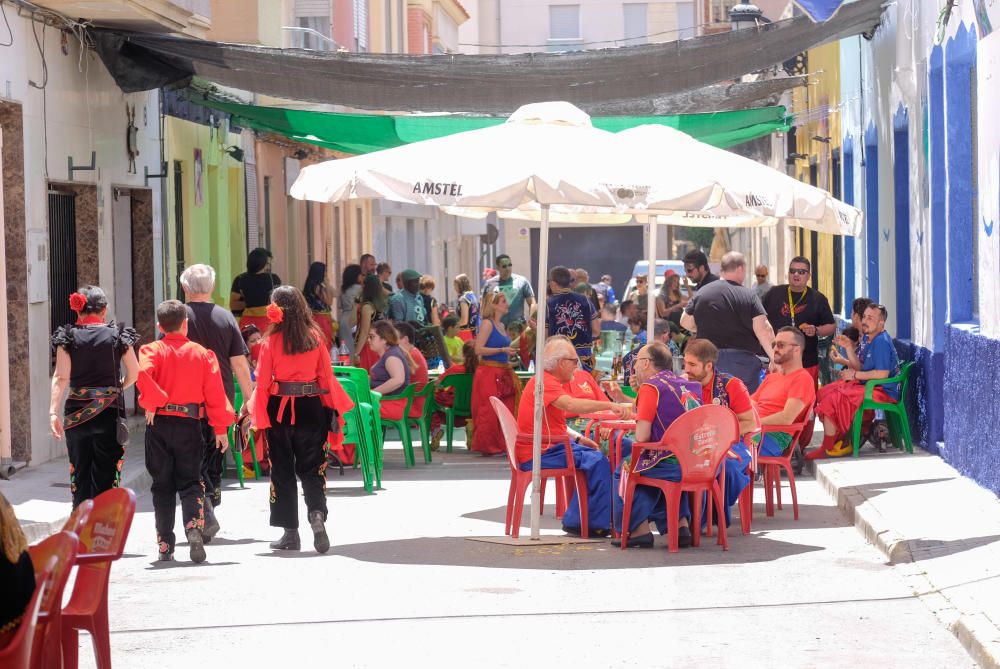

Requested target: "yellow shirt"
[{"left": 444, "top": 335, "right": 464, "bottom": 363}]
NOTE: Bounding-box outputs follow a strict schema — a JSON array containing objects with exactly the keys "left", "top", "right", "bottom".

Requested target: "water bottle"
[{"left": 528, "top": 359, "right": 535, "bottom": 373}]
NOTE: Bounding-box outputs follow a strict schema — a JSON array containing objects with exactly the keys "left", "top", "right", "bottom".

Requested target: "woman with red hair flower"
[
  {"left": 49, "top": 285, "right": 140, "bottom": 508},
  {"left": 251, "top": 286, "right": 353, "bottom": 554}
]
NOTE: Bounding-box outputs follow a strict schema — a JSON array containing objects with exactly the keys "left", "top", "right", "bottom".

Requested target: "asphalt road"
[{"left": 78, "top": 443, "right": 976, "bottom": 668}]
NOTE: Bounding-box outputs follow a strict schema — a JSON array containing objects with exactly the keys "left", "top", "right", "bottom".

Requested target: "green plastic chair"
[
  {"left": 225, "top": 381, "right": 262, "bottom": 485},
  {"left": 334, "top": 366, "right": 385, "bottom": 473},
  {"left": 408, "top": 384, "right": 436, "bottom": 464},
  {"left": 438, "top": 373, "right": 473, "bottom": 452},
  {"left": 850, "top": 361, "right": 915, "bottom": 457},
  {"left": 334, "top": 376, "right": 379, "bottom": 492},
  {"left": 380, "top": 383, "right": 417, "bottom": 467}
]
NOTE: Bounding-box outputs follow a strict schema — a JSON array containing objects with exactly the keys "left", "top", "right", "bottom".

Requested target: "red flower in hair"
[
  {"left": 69, "top": 292, "right": 88, "bottom": 313},
  {"left": 266, "top": 303, "right": 284, "bottom": 324}
]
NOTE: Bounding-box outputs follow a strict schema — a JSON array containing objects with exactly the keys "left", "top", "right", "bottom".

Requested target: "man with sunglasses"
[
  {"left": 751, "top": 327, "right": 816, "bottom": 459},
  {"left": 761, "top": 256, "right": 835, "bottom": 446},
  {"left": 515, "top": 336, "right": 632, "bottom": 536},
  {"left": 683, "top": 250, "right": 719, "bottom": 292},
  {"left": 482, "top": 254, "right": 535, "bottom": 328},
  {"left": 753, "top": 265, "right": 773, "bottom": 300},
  {"left": 810, "top": 303, "right": 900, "bottom": 460}
]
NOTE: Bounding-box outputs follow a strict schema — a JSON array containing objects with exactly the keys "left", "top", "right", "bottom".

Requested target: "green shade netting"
[{"left": 193, "top": 97, "right": 791, "bottom": 155}]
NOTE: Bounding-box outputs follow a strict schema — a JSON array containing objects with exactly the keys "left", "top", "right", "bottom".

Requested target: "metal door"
[{"left": 48, "top": 191, "right": 78, "bottom": 329}]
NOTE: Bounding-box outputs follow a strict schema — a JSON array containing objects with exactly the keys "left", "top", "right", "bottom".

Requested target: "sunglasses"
[
  {"left": 771, "top": 341, "right": 801, "bottom": 349},
  {"left": 788, "top": 268, "right": 810, "bottom": 275},
  {"left": 755, "top": 274, "right": 767, "bottom": 278},
  {"left": 498, "top": 263, "right": 512, "bottom": 268}
]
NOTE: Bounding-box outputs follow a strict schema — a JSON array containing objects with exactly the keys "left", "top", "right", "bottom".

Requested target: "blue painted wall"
[
  {"left": 944, "top": 25, "right": 978, "bottom": 323},
  {"left": 864, "top": 122, "right": 880, "bottom": 302},
  {"left": 843, "top": 136, "right": 856, "bottom": 311},
  {"left": 894, "top": 340, "right": 945, "bottom": 454},
  {"left": 892, "top": 106, "right": 912, "bottom": 340},
  {"left": 943, "top": 325, "right": 1000, "bottom": 495}
]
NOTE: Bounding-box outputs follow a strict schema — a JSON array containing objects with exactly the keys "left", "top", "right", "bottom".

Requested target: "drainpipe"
[
  {"left": 496, "top": 0, "right": 502, "bottom": 54},
  {"left": 0, "top": 131, "right": 18, "bottom": 478}
]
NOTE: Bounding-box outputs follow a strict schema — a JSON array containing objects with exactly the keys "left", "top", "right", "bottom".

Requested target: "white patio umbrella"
[{"left": 290, "top": 101, "right": 861, "bottom": 542}]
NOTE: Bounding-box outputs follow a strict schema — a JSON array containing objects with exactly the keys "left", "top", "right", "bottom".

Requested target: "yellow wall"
[
  {"left": 164, "top": 116, "right": 246, "bottom": 304},
  {"left": 789, "top": 41, "right": 842, "bottom": 309}
]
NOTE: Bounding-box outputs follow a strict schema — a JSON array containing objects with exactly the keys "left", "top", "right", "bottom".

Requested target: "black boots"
[
  {"left": 309, "top": 511, "right": 330, "bottom": 554},
  {"left": 270, "top": 529, "right": 301, "bottom": 550},
  {"left": 186, "top": 528, "right": 206, "bottom": 563},
  {"left": 203, "top": 497, "right": 220, "bottom": 543}
]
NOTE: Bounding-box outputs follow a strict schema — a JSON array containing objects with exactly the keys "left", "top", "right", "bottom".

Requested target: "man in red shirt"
[
  {"left": 683, "top": 338, "right": 757, "bottom": 526},
  {"left": 751, "top": 327, "right": 816, "bottom": 458},
  {"left": 516, "top": 336, "right": 632, "bottom": 536},
  {"left": 137, "top": 300, "right": 233, "bottom": 563}
]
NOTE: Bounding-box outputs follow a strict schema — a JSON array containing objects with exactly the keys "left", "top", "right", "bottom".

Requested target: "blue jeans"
[
  {"left": 613, "top": 438, "right": 752, "bottom": 532},
  {"left": 518, "top": 442, "right": 612, "bottom": 532}
]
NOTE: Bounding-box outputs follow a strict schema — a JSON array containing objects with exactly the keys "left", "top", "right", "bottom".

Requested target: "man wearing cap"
[{"left": 388, "top": 270, "right": 427, "bottom": 324}]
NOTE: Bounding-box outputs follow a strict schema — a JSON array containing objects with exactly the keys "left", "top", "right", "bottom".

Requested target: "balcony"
[{"left": 30, "top": 0, "right": 211, "bottom": 37}]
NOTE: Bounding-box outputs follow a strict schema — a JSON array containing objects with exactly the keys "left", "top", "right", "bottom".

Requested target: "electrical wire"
[{"left": 0, "top": 2, "right": 12, "bottom": 47}]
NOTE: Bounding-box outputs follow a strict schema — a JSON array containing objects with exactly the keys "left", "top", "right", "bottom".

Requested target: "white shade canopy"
[{"left": 289, "top": 100, "right": 861, "bottom": 543}]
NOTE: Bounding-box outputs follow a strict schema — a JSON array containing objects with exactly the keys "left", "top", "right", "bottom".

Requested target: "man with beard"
[
  {"left": 751, "top": 327, "right": 816, "bottom": 459},
  {"left": 809, "top": 304, "right": 900, "bottom": 460},
  {"left": 683, "top": 338, "right": 757, "bottom": 526}
]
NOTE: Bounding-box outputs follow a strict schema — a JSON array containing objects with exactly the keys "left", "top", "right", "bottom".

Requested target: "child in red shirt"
[{"left": 138, "top": 300, "right": 233, "bottom": 563}]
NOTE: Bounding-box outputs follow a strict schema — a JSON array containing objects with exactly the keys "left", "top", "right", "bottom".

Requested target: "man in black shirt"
[
  {"left": 761, "top": 256, "right": 836, "bottom": 445},
  {"left": 180, "top": 264, "right": 254, "bottom": 541},
  {"left": 683, "top": 249, "right": 719, "bottom": 292},
  {"left": 681, "top": 252, "right": 774, "bottom": 392}
]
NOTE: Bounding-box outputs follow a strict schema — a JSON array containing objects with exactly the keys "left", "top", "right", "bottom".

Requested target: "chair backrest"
[
  {"left": 78, "top": 488, "right": 136, "bottom": 559},
  {"left": 898, "top": 361, "right": 914, "bottom": 402},
  {"left": 0, "top": 565, "right": 48, "bottom": 666},
  {"left": 28, "top": 531, "right": 80, "bottom": 669},
  {"left": 439, "top": 373, "right": 474, "bottom": 414},
  {"left": 658, "top": 405, "right": 740, "bottom": 486},
  {"left": 61, "top": 499, "right": 94, "bottom": 534},
  {"left": 490, "top": 396, "right": 521, "bottom": 472},
  {"left": 334, "top": 366, "right": 375, "bottom": 405},
  {"left": 415, "top": 382, "right": 436, "bottom": 419}
]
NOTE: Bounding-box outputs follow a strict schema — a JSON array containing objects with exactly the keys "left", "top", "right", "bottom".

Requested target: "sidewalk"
[
  {"left": 812, "top": 450, "right": 1000, "bottom": 669},
  {"left": 0, "top": 417, "right": 150, "bottom": 543}
]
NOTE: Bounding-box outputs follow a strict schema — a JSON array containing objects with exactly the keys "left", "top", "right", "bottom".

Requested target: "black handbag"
[{"left": 113, "top": 324, "right": 130, "bottom": 447}]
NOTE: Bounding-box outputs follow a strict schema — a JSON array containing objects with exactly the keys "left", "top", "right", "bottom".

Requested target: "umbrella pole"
[
  {"left": 646, "top": 215, "right": 657, "bottom": 337},
  {"left": 530, "top": 205, "right": 550, "bottom": 541}
]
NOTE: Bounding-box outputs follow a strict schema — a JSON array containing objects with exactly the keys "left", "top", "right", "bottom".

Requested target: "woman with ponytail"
[
  {"left": 252, "top": 286, "right": 353, "bottom": 553},
  {"left": 49, "top": 286, "right": 140, "bottom": 507}
]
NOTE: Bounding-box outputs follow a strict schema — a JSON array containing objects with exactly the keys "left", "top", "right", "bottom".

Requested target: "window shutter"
[
  {"left": 549, "top": 5, "right": 580, "bottom": 40},
  {"left": 242, "top": 131, "right": 260, "bottom": 248}
]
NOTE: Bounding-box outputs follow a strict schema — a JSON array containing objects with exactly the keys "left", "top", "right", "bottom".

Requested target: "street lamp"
[{"left": 730, "top": 1, "right": 764, "bottom": 31}]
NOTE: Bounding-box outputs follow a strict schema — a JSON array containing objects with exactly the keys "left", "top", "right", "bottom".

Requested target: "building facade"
[{"left": 0, "top": 1, "right": 210, "bottom": 468}]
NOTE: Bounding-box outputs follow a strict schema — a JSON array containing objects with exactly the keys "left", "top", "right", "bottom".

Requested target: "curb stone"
[{"left": 809, "top": 459, "right": 1000, "bottom": 669}]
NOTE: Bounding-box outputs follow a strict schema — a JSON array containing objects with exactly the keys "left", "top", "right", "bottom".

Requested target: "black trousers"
[
  {"left": 145, "top": 416, "right": 205, "bottom": 549},
  {"left": 64, "top": 406, "right": 124, "bottom": 509},
  {"left": 266, "top": 396, "right": 329, "bottom": 529},
  {"left": 200, "top": 419, "right": 224, "bottom": 507}
]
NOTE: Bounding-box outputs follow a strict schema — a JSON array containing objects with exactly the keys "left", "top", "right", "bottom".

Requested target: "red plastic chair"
[
  {"left": 490, "top": 397, "right": 590, "bottom": 539},
  {"left": 757, "top": 411, "right": 811, "bottom": 521},
  {"left": 27, "top": 531, "right": 80, "bottom": 669},
  {"left": 61, "top": 488, "right": 136, "bottom": 669},
  {"left": 61, "top": 500, "right": 94, "bottom": 535},
  {"left": 735, "top": 421, "right": 762, "bottom": 536},
  {"left": 621, "top": 405, "right": 740, "bottom": 553},
  {"left": 0, "top": 564, "right": 50, "bottom": 669}
]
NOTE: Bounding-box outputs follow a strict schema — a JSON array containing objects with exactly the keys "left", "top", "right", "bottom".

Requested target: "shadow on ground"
[
  {"left": 907, "top": 534, "right": 1000, "bottom": 561},
  {"left": 331, "top": 531, "right": 824, "bottom": 570}
]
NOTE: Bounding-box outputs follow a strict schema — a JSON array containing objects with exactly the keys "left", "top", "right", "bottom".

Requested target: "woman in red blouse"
[{"left": 252, "top": 286, "right": 353, "bottom": 553}]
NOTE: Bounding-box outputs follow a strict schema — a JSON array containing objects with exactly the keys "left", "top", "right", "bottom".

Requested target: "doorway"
[{"left": 48, "top": 191, "right": 78, "bottom": 330}]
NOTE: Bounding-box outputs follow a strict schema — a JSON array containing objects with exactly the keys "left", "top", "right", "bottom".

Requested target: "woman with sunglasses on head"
[
  {"left": 366, "top": 321, "right": 417, "bottom": 421},
  {"left": 469, "top": 290, "right": 521, "bottom": 456},
  {"left": 49, "top": 286, "right": 140, "bottom": 508},
  {"left": 231, "top": 247, "right": 282, "bottom": 335},
  {"left": 252, "top": 286, "right": 353, "bottom": 553}
]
